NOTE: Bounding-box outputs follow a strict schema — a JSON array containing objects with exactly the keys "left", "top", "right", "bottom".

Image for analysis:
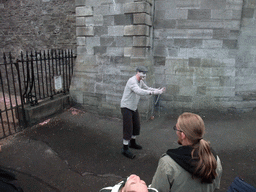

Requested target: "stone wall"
[
  {"left": 0, "top": 0, "right": 76, "bottom": 60},
  {"left": 3, "top": 0, "right": 254, "bottom": 117},
  {"left": 235, "top": 0, "right": 256, "bottom": 111},
  {"left": 71, "top": 0, "right": 256, "bottom": 117},
  {"left": 153, "top": 0, "right": 256, "bottom": 114},
  {"left": 70, "top": 0, "right": 155, "bottom": 118}
]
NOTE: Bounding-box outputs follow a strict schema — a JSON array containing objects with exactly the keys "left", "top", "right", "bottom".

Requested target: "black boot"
[
  {"left": 121, "top": 145, "right": 136, "bottom": 159},
  {"left": 129, "top": 139, "right": 142, "bottom": 150}
]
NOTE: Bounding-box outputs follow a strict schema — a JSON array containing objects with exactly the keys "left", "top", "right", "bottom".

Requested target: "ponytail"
[{"left": 192, "top": 139, "right": 217, "bottom": 183}]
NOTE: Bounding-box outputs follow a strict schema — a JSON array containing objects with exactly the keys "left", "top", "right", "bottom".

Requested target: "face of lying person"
[{"left": 121, "top": 174, "right": 148, "bottom": 192}]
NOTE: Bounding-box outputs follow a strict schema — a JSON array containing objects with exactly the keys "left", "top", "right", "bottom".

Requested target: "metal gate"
[{"left": 0, "top": 50, "right": 75, "bottom": 139}]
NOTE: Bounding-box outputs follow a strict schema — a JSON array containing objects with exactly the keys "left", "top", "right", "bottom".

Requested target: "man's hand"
[
  {"left": 159, "top": 87, "right": 166, "bottom": 93},
  {"left": 152, "top": 89, "right": 163, "bottom": 95}
]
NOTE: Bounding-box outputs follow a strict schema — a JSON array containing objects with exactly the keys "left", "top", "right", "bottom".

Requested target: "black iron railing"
[
  {"left": 18, "top": 49, "right": 75, "bottom": 105},
  {"left": 0, "top": 49, "right": 76, "bottom": 139}
]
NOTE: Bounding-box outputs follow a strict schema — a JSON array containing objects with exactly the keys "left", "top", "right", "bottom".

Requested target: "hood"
[{"left": 166, "top": 146, "right": 217, "bottom": 176}]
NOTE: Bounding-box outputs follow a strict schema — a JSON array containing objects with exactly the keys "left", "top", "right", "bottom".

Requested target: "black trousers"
[{"left": 121, "top": 108, "right": 140, "bottom": 140}]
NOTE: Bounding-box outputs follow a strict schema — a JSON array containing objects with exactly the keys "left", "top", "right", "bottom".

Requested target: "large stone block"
[
  {"left": 154, "top": 19, "right": 176, "bottom": 29},
  {"left": 188, "top": 29, "right": 213, "bottom": 39},
  {"left": 174, "top": 39, "right": 203, "bottom": 48},
  {"left": 176, "top": 0, "right": 200, "bottom": 9},
  {"left": 133, "top": 36, "right": 150, "bottom": 47},
  {"left": 133, "top": 13, "right": 152, "bottom": 26},
  {"left": 246, "top": 0, "right": 256, "bottom": 8},
  {"left": 76, "top": 6, "right": 93, "bottom": 17},
  {"left": 75, "top": 0, "right": 86, "bottom": 6},
  {"left": 177, "top": 20, "right": 240, "bottom": 30},
  {"left": 100, "top": 37, "right": 115, "bottom": 46},
  {"left": 94, "top": 46, "right": 107, "bottom": 55},
  {"left": 242, "top": 8, "right": 255, "bottom": 18},
  {"left": 115, "top": 37, "right": 133, "bottom": 47},
  {"left": 85, "top": 0, "right": 103, "bottom": 6},
  {"left": 154, "top": 46, "right": 168, "bottom": 57},
  {"left": 124, "top": 2, "right": 151, "bottom": 14},
  {"left": 77, "top": 46, "right": 87, "bottom": 55},
  {"left": 194, "top": 77, "right": 220, "bottom": 87},
  {"left": 124, "top": 47, "right": 133, "bottom": 57},
  {"left": 108, "top": 26, "right": 124, "bottom": 36},
  {"left": 211, "top": 67, "right": 236, "bottom": 77},
  {"left": 93, "top": 15, "right": 104, "bottom": 26},
  {"left": 94, "top": 5, "right": 111, "bottom": 15},
  {"left": 75, "top": 61, "right": 98, "bottom": 73},
  {"left": 19, "top": 95, "right": 70, "bottom": 126},
  {"left": 202, "top": 40, "right": 223, "bottom": 48},
  {"left": 166, "top": 75, "right": 194, "bottom": 86},
  {"left": 226, "top": 0, "right": 243, "bottom": 10},
  {"left": 167, "top": 48, "right": 178, "bottom": 57},
  {"left": 77, "top": 37, "right": 86, "bottom": 45},
  {"left": 163, "top": 29, "right": 188, "bottom": 39},
  {"left": 173, "top": 67, "right": 195, "bottom": 77},
  {"left": 76, "top": 26, "right": 94, "bottom": 36},
  {"left": 197, "top": 86, "right": 206, "bottom": 95},
  {"left": 84, "top": 17, "right": 94, "bottom": 26},
  {"left": 110, "top": 3, "right": 125, "bottom": 15},
  {"left": 83, "top": 94, "right": 103, "bottom": 106},
  {"left": 206, "top": 87, "right": 235, "bottom": 97},
  {"left": 189, "top": 58, "right": 200, "bottom": 67},
  {"left": 165, "top": 9, "right": 188, "bottom": 20},
  {"left": 223, "top": 40, "right": 238, "bottom": 49},
  {"left": 200, "top": 0, "right": 226, "bottom": 9},
  {"left": 86, "top": 37, "right": 100, "bottom": 48},
  {"left": 82, "top": 55, "right": 97, "bottom": 66},
  {"left": 213, "top": 29, "right": 230, "bottom": 39},
  {"left": 76, "top": 17, "right": 85, "bottom": 26},
  {"left": 124, "top": 25, "right": 150, "bottom": 36},
  {"left": 179, "top": 86, "right": 197, "bottom": 96},
  {"left": 188, "top": 9, "right": 211, "bottom": 20},
  {"left": 211, "top": 9, "right": 233, "bottom": 20},
  {"left": 103, "top": 15, "right": 115, "bottom": 26},
  {"left": 219, "top": 76, "right": 235, "bottom": 87},
  {"left": 106, "top": 47, "right": 124, "bottom": 56},
  {"left": 94, "top": 26, "right": 108, "bottom": 36},
  {"left": 134, "top": 0, "right": 153, "bottom": 5},
  {"left": 114, "top": 14, "right": 133, "bottom": 25},
  {"left": 131, "top": 47, "right": 150, "bottom": 57},
  {"left": 173, "top": 95, "right": 193, "bottom": 102}
]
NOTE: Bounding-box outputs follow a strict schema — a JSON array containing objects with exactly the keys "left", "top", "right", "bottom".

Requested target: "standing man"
[
  {"left": 151, "top": 112, "right": 223, "bottom": 192},
  {"left": 120, "top": 66, "right": 165, "bottom": 159}
]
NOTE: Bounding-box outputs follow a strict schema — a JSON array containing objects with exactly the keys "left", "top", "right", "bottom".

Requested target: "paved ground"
[{"left": 0, "top": 107, "right": 255, "bottom": 192}]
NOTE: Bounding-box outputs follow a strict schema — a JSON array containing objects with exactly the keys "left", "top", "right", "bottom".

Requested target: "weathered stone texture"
[
  {"left": 188, "top": 9, "right": 211, "bottom": 20},
  {"left": 0, "top": 0, "right": 76, "bottom": 55},
  {"left": 76, "top": 27, "right": 94, "bottom": 36},
  {"left": 114, "top": 14, "right": 133, "bottom": 25},
  {"left": 76, "top": 6, "right": 93, "bottom": 16},
  {"left": 2, "top": 0, "right": 251, "bottom": 115},
  {"left": 133, "top": 13, "right": 152, "bottom": 26},
  {"left": 124, "top": 2, "right": 151, "bottom": 14},
  {"left": 124, "top": 25, "right": 150, "bottom": 36},
  {"left": 151, "top": 0, "right": 256, "bottom": 113}
]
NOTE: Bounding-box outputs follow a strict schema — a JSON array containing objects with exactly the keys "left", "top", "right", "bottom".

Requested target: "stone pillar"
[
  {"left": 124, "top": 0, "right": 155, "bottom": 118},
  {"left": 71, "top": 0, "right": 155, "bottom": 119}
]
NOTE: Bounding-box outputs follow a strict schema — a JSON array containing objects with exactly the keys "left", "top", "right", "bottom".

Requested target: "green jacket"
[{"left": 151, "top": 154, "right": 223, "bottom": 192}]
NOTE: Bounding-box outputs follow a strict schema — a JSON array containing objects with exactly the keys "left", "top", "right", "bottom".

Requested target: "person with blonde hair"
[{"left": 151, "top": 112, "right": 222, "bottom": 192}]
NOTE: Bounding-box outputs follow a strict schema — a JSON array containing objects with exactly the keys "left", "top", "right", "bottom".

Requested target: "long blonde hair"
[{"left": 178, "top": 112, "right": 217, "bottom": 183}]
